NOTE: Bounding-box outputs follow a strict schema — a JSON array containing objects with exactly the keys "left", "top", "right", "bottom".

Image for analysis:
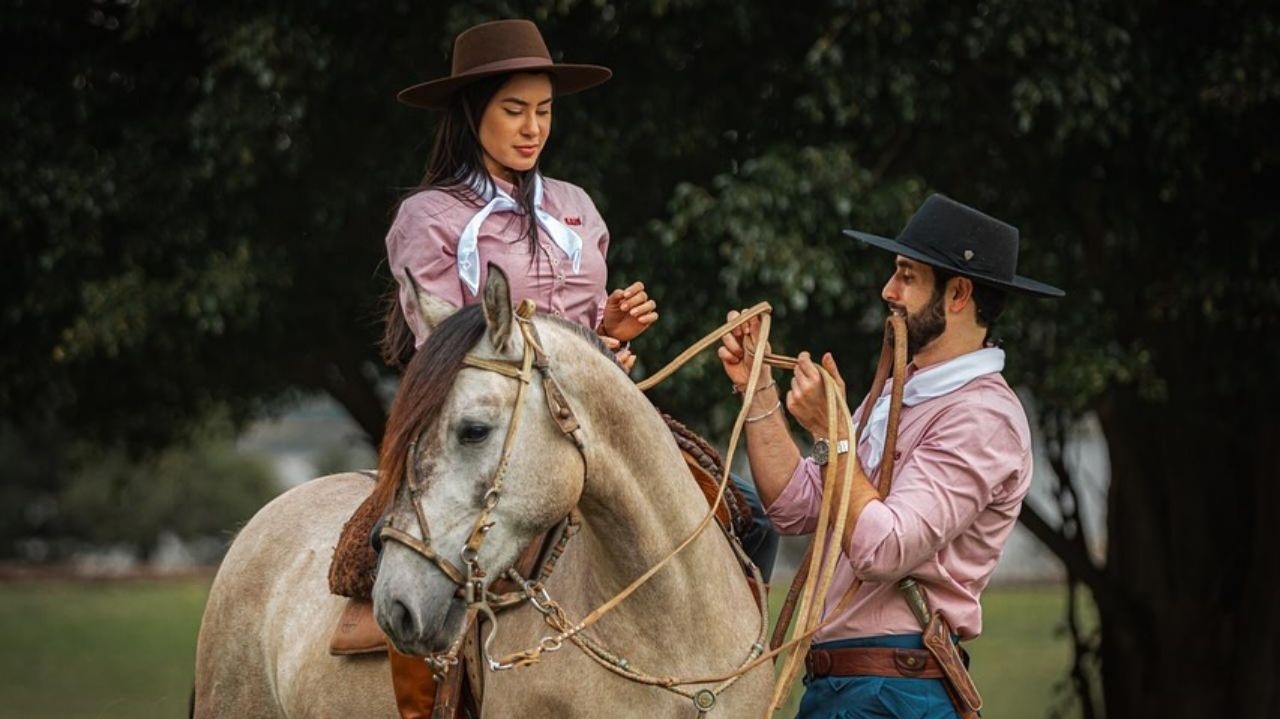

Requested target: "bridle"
[{"left": 378, "top": 299, "right": 588, "bottom": 674}]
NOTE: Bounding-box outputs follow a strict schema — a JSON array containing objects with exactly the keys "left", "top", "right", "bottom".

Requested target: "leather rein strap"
[
  {"left": 378, "top": 298, "right": 907, "bottom": 718},
  {"left": 770, "top": 317, "right": 909, "bottom": 651},
  {"left": 488, "top": 304, "right": 910, "bottom": 717},
  {"left": 765, "top": 313, "right": 908, "bottom": 711}
]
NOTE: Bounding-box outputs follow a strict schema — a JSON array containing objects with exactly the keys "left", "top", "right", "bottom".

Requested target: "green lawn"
[
  {"left": 0, "top": 576, "right": 211, "bottom": 719},
  {"left": 0, "top": 576, "right": 1083, "bottom": 718},
  {"left": 968, "top": 583, "right": 1088, "bottom": 718}
]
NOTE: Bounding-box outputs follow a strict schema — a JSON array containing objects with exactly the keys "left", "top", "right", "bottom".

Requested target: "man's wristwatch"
[{"left": 811, "top": 437, "right": 850, "bottom": 466}]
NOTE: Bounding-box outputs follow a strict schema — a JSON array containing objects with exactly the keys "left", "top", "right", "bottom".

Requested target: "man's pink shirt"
[
  {"left": 765, "top": 369, "right": 1033, "bottom": 641},
  {"left": 386, "top": 176, "right": 610, "bottom": 345}
]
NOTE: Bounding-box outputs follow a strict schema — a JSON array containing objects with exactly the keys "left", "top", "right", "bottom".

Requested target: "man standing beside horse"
[{"left": 718, "top": 194, "right": 1063, "bottom": 718}]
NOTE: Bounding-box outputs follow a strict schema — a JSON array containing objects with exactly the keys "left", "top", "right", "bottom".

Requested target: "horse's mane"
[
  {"left": 371, "top": 307, "right": 617, "bottom": 512},
  {"left": 543, "top": 314, "right": 621, "bottom": 367},
  {"left": 371, "top": 305, "right": 488, "bottom": 512}
]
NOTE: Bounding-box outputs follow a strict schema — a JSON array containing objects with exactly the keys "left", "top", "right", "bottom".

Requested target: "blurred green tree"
[
  {"left": 3, "top": 1, "right": 1278, "bottom": 716},
  {"left": 0, "top": 418, "right": 278, "bottom": 561},
  {"left": 60, "top": 435, "right": 279, "bottom": 560}
]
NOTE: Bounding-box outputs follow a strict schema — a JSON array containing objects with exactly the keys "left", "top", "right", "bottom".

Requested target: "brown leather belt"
[{"left": 805, "top": 646, "right": 945, "bottom": 679}]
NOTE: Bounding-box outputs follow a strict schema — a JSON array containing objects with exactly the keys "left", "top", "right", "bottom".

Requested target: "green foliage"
[
  {"left": 4, "top": 0, "right": 1277, "bottom": 443},
  {"left": 59, "top": 438, "right": 278, "bottom": 556},
  {"left": 0, "top": 419, "right": 278, "bottom": 560}
]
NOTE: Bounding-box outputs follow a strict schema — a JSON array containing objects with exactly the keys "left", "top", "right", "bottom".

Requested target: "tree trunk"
[
  {"left": 1098, "top": 397, "right": 1280, "bottom": 718},
  {"left": 295, "top": 348, "right": 389, "bottom": 449}
]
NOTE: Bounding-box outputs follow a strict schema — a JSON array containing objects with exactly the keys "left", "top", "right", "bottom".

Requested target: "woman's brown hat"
[{"left": 397, "top": 19, "right": 612, "bottom": 110}]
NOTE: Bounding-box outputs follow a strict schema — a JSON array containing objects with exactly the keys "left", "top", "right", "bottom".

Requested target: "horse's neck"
[{"left": 564, "top": 376, "right": 761, "bottom": 666}]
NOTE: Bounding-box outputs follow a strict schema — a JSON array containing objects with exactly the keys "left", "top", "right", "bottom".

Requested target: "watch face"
[{"left": 812, "top": 438, "right": 829, "bottom": 466}]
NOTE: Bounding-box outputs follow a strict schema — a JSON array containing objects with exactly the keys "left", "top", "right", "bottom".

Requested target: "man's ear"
[{"left": 949, "top": 276, "right": 974, "bottom": 312}]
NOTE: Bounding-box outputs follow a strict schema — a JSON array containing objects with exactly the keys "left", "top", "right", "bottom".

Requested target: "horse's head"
[{"left": 372, "top": 266, "right": 591, "bottom": 656}]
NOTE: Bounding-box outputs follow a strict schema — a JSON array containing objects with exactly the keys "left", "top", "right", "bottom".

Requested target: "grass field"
[{"left": 0, "top": 576, "right": 1083, "bottom": 718}]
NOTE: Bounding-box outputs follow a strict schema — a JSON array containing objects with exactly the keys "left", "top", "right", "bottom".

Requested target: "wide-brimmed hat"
[
  {"left": 843, "top": 194, "right": 1064, "bottom": 297},
  {"left": 397, "top": 19, "right": 612, "bottom": 110}
]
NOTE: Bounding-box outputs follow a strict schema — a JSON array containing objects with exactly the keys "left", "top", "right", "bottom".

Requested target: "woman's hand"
[
  {"left": 786, "top": 352, "right": 848, "bottom": 439},
  {"left": 599, "top": 281, "right": 658, "bottom": 342},
  {"left": 716, "top": 309, "right": 773, "bottom": 391},
  {"left": 599, "top": 334, "right": 637, "bottom": 373}
]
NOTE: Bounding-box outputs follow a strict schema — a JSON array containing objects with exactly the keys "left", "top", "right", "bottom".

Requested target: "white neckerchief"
[
  {"left": 856, "top": 347, "right": 1006, "bottom": 473},
  {"left": 456, "top": 173, "right": 582, "bottom": 296}
]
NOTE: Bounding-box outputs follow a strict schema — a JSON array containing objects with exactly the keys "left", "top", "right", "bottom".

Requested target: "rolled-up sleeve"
[
  {"left": 764, "top": 458, "right": 825, "bottom": 535},
  {"left": 386, "top": 193, "right": 463, "bottom": 346},
  {"left": 846, "top": 404, "right": 1025, "bottom": 582}
]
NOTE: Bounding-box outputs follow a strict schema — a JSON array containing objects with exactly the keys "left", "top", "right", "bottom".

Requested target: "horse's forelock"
[
  {"left": 372, "top": 304, "right": 488, "bottom": 513},
  {"left": 371, "top": 309, "right": 619, "bottom": 514}
]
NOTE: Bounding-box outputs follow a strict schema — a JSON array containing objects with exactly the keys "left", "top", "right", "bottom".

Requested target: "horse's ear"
[
  {"left": 482, "top": 263, "right": 514, "bottom": 352},
  {"left": 403, "top": 268, "right": 455, "bottom": 332}
]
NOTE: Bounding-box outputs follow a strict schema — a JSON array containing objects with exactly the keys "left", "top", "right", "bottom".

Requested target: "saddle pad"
[
  {"left": 682, "top": 449, "right": 734, "bottom": 531},
  {"left": 329, "top": 473, "right": 382, "bottom": 599},
  {"left": 330, "top": 598, "right": 388, "bottom": 656}
]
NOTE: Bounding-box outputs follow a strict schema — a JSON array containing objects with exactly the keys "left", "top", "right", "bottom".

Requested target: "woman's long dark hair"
[{"left": 380, "top": 73, "right": 547, "bottom": 369}]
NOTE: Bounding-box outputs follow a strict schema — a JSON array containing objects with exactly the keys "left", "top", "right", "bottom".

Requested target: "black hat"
[{"left": 843, "top": 194, "right": 1064, "bottom": 298}]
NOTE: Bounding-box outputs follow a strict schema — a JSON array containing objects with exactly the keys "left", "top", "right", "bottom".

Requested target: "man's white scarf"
[
  {"left": 856, "top": 347, "right": 1006, "bottom": 472},
  {"left": 456, "top": 173, "right": 582, "bottom": 296}
]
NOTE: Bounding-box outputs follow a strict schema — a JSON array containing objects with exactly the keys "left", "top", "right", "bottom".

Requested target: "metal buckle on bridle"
[{"left": 523, "top": 579, "right": 554, "bottom": 615}]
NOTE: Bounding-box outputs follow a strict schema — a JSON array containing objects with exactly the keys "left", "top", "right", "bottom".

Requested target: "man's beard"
[{"left": 901, "top": 288, "right": 946, "bottom": 359}]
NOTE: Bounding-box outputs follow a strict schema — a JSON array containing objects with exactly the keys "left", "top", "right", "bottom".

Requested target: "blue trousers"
[
  {"left": 730, "top": 472, "right": 778, "bottom": 582},
  {"left": 797, "top": 634, "right": 960, "bottom": 719}
]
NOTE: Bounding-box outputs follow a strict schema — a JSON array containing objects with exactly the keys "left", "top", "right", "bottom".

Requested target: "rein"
[{"left": 381, "top": 297, "right": 908, "bottom": 718}]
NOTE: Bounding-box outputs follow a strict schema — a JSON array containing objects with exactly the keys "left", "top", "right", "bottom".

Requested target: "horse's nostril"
[{"left": 389, "top": 599, "right": 416, "bottom": 639}]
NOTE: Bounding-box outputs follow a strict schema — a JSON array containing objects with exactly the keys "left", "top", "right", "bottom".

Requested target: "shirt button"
[{"left": 553, "top": 310, "right": 563, "bottom": 317}]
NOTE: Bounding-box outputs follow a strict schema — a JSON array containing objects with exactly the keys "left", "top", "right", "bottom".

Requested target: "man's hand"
[
  {"left": 786, "top": 352, "right": 848, "bottom": 438},
  {"left": 599, "top": 281, "right": 658, "bottom": 342},
  {"left": 717, "top": 309, "right": 773, "bottom": 390}
]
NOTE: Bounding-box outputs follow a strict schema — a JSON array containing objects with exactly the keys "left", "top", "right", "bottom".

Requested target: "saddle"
[{"left": 327, "top": 414, "right": 756, "bottom": 655}]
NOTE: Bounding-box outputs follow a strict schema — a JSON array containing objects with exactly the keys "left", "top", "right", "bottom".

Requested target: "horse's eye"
[{"left": 457, "top": 423, "right": 492, "bottom": 445}]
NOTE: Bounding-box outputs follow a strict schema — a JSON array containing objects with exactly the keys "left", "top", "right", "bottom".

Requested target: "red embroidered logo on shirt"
[{"left": 563, "top": 216, "right": 583, "bottom": 226}]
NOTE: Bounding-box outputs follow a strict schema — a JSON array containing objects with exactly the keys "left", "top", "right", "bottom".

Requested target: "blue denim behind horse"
[
  {"left": 729, "top": 472, "right": 779, "bottom": 582},
  {"left": 797, "top": 634, "right": 959, "bottom": 719}
]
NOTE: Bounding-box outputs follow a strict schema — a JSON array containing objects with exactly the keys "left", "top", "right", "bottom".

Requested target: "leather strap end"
[{"left": 922, "top": 612, "right": 983, "bottom": 712}]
